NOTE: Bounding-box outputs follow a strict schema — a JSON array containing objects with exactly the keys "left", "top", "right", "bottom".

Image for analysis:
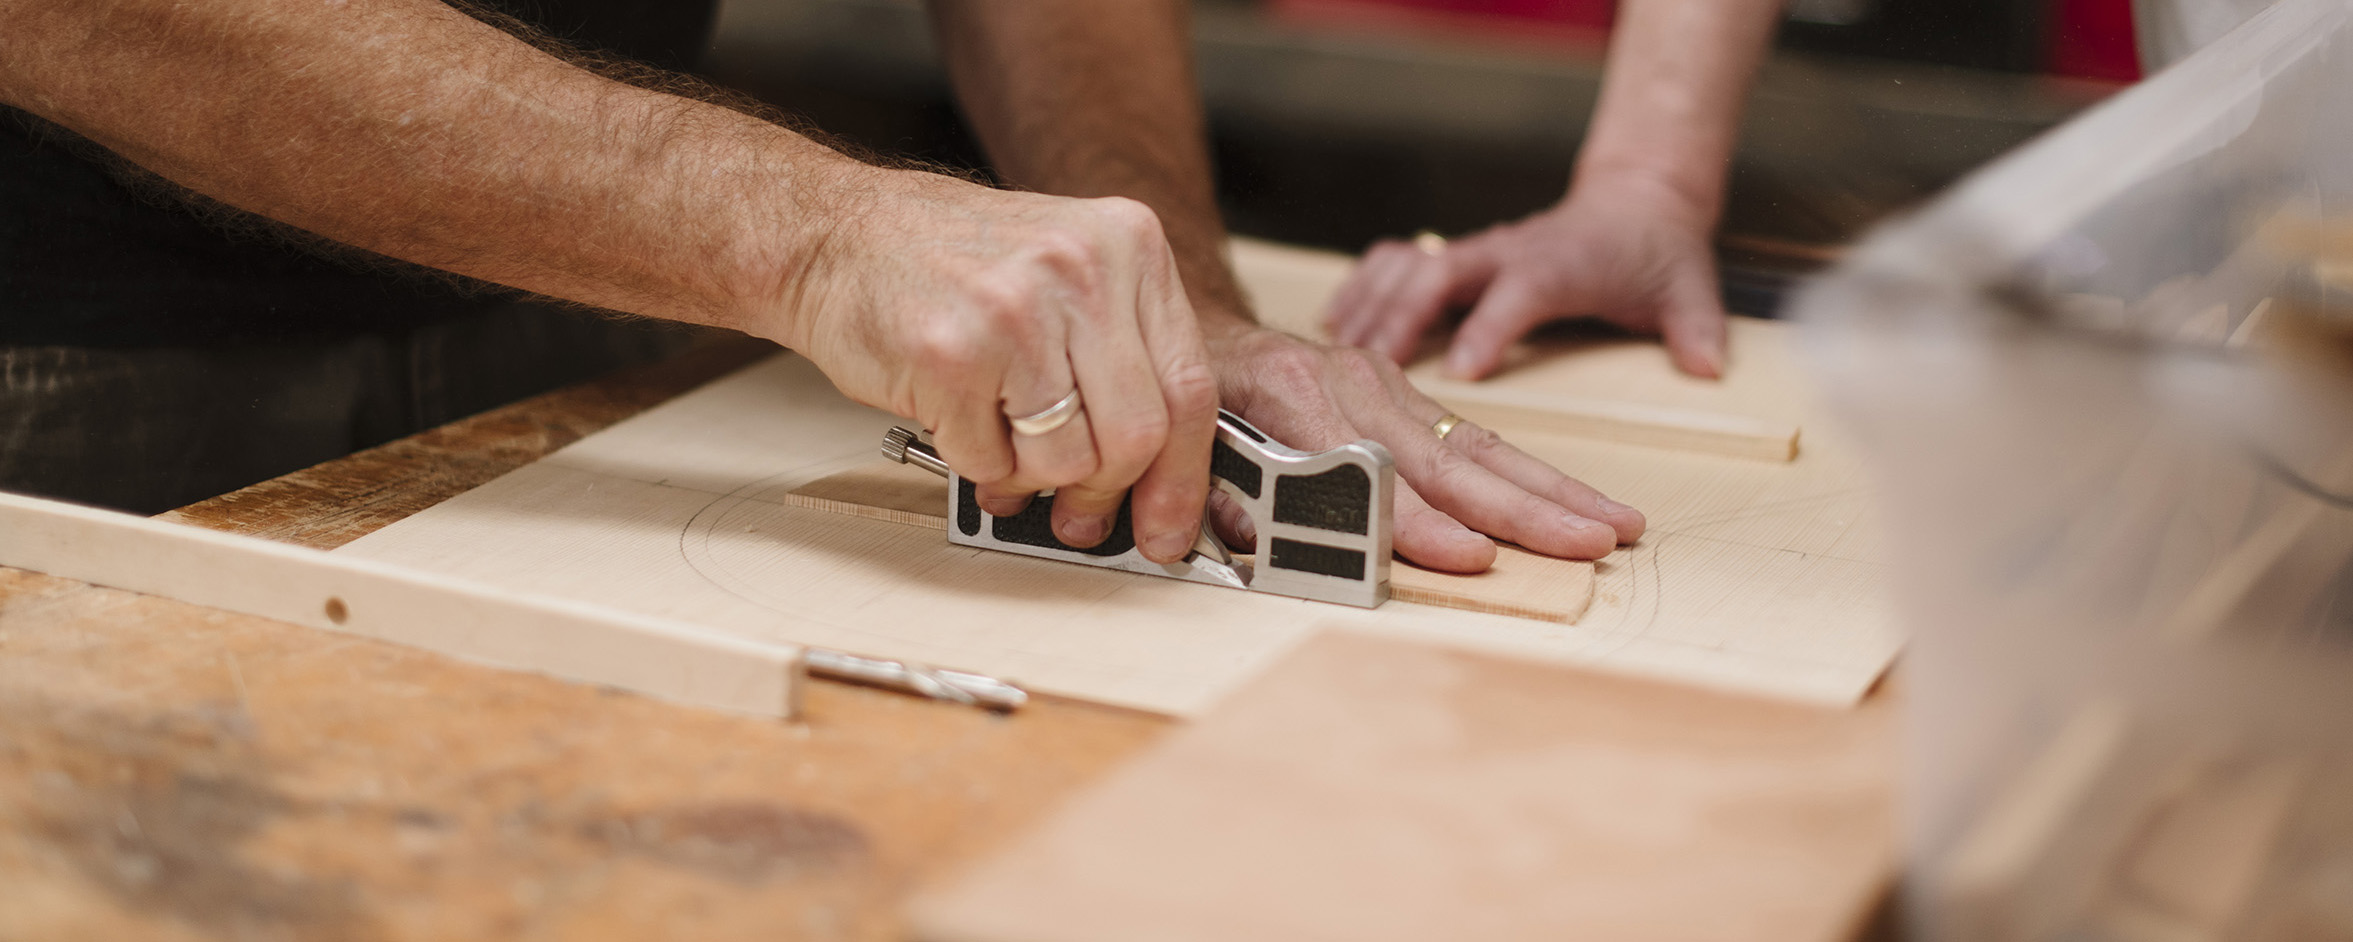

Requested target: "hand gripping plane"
[{"left": 881, "top": 410, "right": 1393, "bottom": 608}]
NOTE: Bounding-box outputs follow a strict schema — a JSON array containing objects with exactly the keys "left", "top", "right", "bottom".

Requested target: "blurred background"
[{"left": 700, "top": 0, "right": 2140, "bottom": 317}]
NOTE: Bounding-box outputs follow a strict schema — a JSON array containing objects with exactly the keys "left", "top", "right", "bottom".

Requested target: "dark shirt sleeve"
[{"left": 0, "top": 0, "right": 718, "bottom": 348}]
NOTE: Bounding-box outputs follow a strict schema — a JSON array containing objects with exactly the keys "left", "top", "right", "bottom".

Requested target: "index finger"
[{"left": 1121, "top": 239, "right": 1219, "bottom": 563}]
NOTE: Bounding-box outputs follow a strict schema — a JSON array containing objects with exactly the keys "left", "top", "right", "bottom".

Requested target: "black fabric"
[
  {"left": 0, "top": 303, "right": 701, "bottom": 514},
  {"left": 0, "top": 0, "right": 719, "bottom": 348}
]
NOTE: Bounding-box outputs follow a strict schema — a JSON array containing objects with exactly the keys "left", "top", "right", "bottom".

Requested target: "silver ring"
[
  {"left": 1413, "top": 230, "right": 1447, "bottom": 257},
  {"left": 1008, "top": 389, "right": 1083, "bottom": 436},
  {"left": 1432, "top": 413, "right": 1465, "bottom": 440}
]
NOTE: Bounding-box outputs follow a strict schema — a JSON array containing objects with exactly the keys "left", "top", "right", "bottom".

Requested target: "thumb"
[
  {"left": 1444, "top": 274, "right": 1553, "bottom": 380},
  {"left": 1657, "top": 274, "right": 1730, "bottom": 379}
]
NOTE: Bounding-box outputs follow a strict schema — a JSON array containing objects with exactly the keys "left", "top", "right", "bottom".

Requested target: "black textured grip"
[
  {"left": 989, "top": 493, "right": 1136, "bottom": 557},
  {"left": 1211, "top": 439, "right": 1264, "bottom": 499},
  {"left": 956, "top": 478, "right": 983, "bottom": 536},
  {"left": 1272, "top": 464, "right": 1371, "bottom": 535},
  {"left": 1269, "top": 538, "right": 1366, "bottom": 580}
]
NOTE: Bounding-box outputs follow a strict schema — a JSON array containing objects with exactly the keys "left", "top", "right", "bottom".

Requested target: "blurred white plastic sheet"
[
  {"left": 335, "top": 240, "right": 1900, "bottom": 715},
  {"left": 1794, "top": 0, "right": 2353, "bottom": 937}
]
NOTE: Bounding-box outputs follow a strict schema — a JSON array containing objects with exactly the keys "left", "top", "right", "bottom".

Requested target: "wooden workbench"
[
  {"left": 0, "top": 336, "right": 1171, "bottom": 941},
  {"left": 0, "top": 335, "right": 1897, "bottom": 941}
]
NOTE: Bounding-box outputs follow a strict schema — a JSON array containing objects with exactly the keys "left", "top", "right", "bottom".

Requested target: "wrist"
[
  {"left": 1564, "top": 159, "right": 1724, "bottom": 232},
  {"left": 1562, "top": 164, "right": 1731, "bottom": 241},
  {"left": 731, "top": 155, "right": 895, "bottom": 351}
]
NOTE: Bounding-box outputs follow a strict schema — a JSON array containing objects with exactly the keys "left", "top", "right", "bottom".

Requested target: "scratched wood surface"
[{"left": 0, "top": 338, "right": 1172, "bottom": 942}]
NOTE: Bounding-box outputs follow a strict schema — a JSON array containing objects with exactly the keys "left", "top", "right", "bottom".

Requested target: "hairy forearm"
[
  {"left": 927, "top": 0, "right": 1249, "bottom": 325},
  {"left": 1572, "top": 0, "right": 1782, "bottom": 220},
  {"left": 0, "top": 0, "right": 864, "bottom": 329}
]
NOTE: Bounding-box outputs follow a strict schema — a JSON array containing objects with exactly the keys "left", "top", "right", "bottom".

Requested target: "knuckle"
[
  {"left": 1095, "top": 412, "right": 1169, "bottom": 473},
  {"left": 1033, "top": 453, "right": 1099, "bottom": 490},
  {"left": 953, "top": 447, "right": 1015, "bottom": 486},
  {"left": 1030, "top": 226, "right": 1100, "bottom": 273},
  {"left": 1332, "top": 346, "right": 1396, "bottom": 389},
  {"left": 914, "top": 318, "right": 982, "bottom": 374},
  {"left": 1421, "top": 447, "right": 1489, "bottom": 502},
  {"left": 966, "top": 273, "right": 1040, "bottom": 333},
  {"left": 1159, "top": 356, "right": 1221, "bottom": 417},
  {"left": 1447, "top": 422, "right": 1508, "bottom": 462},
  {"left": 1093, "top": 196, "right": 1164, "bottom": 241},
  {"left": 1254, "top": 342, "right": 1327, "bottom": 401}
]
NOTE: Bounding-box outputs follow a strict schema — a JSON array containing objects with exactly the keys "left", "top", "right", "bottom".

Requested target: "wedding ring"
[
  {"left": 1007, "top": 389, "right": 1083, "bottom": 436},
  {"left": 1431, "top": 413, "right": 1465, "bottom": 441},
  {"left": 1413, "top": 230, "right": 1447, "bottom": 257}
]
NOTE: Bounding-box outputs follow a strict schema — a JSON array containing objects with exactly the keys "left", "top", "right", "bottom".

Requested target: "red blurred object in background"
[
  {"left": 1269, "top": 0, "right": 1614, "bottom": 49},
  {"left": 1271, "top": 0, "right": 2141, "bottom": 83},
  {"left": 2049, "top": 0, "right": 2141, "bottom": 81}
]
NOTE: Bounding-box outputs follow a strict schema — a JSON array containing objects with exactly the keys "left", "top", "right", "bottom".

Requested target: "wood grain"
[
  {"left": 1236, "top": 238, "right": 1900, "bottom": 704},
  {"left": 781, "top": 460, "right": 1598, "bottom": 624},
  {"left": 911, "top": 631, "right": 1898, "bottom": 942},
  {"left": 156, "top": 335, "right": 777, "bottom": 551},
  {"left": 334, "top": 244, "right": 1897, "bottom": 709},
  {"left": 1413, "top": 378, "right": 1801, "bottom": 461},
  {"left": 0, "top": 341, "right": 1172, "bottom": 942},
  {"left": 0, "top": 491, "right": 802, "bottom": 718}
]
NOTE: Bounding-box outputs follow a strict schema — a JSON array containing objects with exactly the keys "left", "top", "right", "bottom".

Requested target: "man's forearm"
[
  {"left": 927, "top": 0, "right": 1250, "bottom": 326},
  {"left": 1572, "top": 0, "right": 1782, "bottom": 221},
  {"left": 0, "top": 0, "right": 859, "bottom": 330}
]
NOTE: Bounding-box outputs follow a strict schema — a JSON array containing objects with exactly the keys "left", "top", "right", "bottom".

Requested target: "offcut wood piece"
[
  {"left": 1233, "top": 236, "right": 1804, "bottom": 461},
  {"left": 780, "top": 460, "right": 1597, "bottom": 624},
  {"left": 909, "top": 631, "right": 1898, "bottom": 942},
  {"left": 0, "top": 490, "right": 802, "bottom": 717}
]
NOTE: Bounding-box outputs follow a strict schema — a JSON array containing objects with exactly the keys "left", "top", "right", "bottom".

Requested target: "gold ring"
[
  {"left": 1413, "top": 230, "right": 1447, "bottom": 257},
  {"left": 1008, "top": 389, "right": 1083, "bottom": 436},
  {"left": 1431, "top": 413, "right": 1465, "bottom": 440}
]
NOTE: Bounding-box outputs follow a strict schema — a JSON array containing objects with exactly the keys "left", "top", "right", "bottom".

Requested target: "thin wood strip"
[
  {"left": 157, "top": 334, "right": 777, "bottom": 552},
  {"left": 0, "top": 490, "right": 803, "bottom": 717},
  {"left": 1417, "top": 378, "right": 1801, "bottom": 462},
  {"left": 779, "top": 463, "right": 1595, "bottom": 624},
  {"left": 1391, "top": 549, "right": 1593, "bottom": 623}
]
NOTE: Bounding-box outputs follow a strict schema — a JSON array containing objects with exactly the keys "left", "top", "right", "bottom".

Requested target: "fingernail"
[
  {"left": 1143, "top": 529, "right": 1194, "bottom": 562},
  {"left": 1561, "top": 513, "right": 1609, "bottom": 533},
  {"left": 1058, "top": 515, "right": 1109, "bottom": 546},
  {"left": 1597, "top": 498, "right": 1635, "bottom": 517}
]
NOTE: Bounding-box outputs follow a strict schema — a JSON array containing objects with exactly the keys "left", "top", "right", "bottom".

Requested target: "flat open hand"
[
  {"left": 775, "top": 168, "right": 1219, "bottom": 563},
  {"left": 1204, "top": 321, "right": 1644, "bottom": 571},
  {"left": 1324, "top": 184, "right": 1729, "bottom": 380}
]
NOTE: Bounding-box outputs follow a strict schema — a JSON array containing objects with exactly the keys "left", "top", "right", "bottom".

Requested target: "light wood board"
[
  {"left": 1409, "top": 377, "right": 1800, "bottom": 461},
  {"left": 333, "top": 240, "right": 1898, "bottom": 714},
  {"left": 1234, "top": 236, "right": 1803, "bottom": 461},
  {"left": 0, "top": 490, "right": 801, "bottom": 717},
  {"left": 781, "top": 460, "right": 1597, "bottom": 624},
  {"left": 908, "top": 631, "right": 1898, "bottom": 942},
  {"left": 1237, "top": 238, "right": 1902, "bottom": 700}
]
